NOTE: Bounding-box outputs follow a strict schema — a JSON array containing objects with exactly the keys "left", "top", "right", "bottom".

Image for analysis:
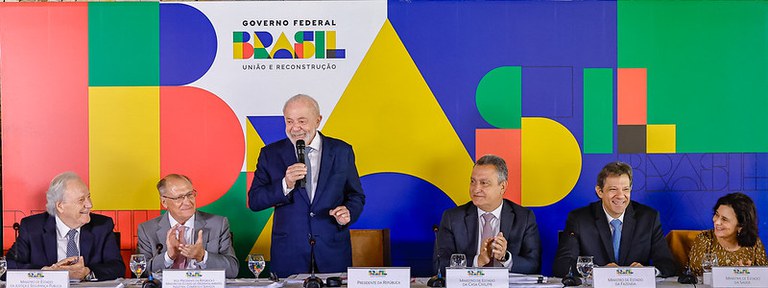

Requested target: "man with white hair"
[
  {"left": 249, "top": 94, "right": 365, "bottom": 277},
  {"left": 7, "top": 172, "right": 125, "bottom": 280}
]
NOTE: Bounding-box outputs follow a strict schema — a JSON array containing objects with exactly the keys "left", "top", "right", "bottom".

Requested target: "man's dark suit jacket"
[
  {"left": 552, "top": 200, "right": 677, "bottom": 277},
  {"left": 248, "top": 133, "right": 365, "bottom": 277},
  {"left": 434, "top": 199, "right": 541, "bottom": 274},
  {"left": 7, "top": 213, "right": 125, "bottom": 280}
]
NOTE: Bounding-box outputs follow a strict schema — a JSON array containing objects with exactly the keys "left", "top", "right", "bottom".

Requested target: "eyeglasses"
[{"left": 162, "top": 190, "right": 197, "bottom": 203}]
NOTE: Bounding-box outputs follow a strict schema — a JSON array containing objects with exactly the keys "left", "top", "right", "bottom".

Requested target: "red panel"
[
  {"left": 160, "top": 86, "right": 245, "bottom": 207},
  {"left": 475, "top": 129, "right": 521, "bottom": 204},
  {"left": 617, "top": 68, "right": 647, "bottom": 125},
  {"left": 0, "top": 3, "right": 89, "bottom": 240}
]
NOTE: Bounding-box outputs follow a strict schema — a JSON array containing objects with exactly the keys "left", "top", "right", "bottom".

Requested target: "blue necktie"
[
  {"left": 305, "top": 146, "right": 313, "bottom": 203},
  {"left": 66, "top": 229, "right": 79, "bottom": 258},
  {"left": 610, "top": 219, "right": 622, "bottom": 263}
]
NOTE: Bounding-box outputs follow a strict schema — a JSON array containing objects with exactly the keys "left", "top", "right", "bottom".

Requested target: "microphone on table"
[
  {"left": 13, "top": 222, "right": 20, "bottom": 239},
  {"left": 296, "top": 139, "right": 306, "bottom": 188},
  {"left": 428, "top": 225, "right": 445, "bottom": 287},
  {"left": 561, "top": 231, "right": 582, "bottom": 287},
  {"left": 303, "top": 236, "right": 324, "bottom": 288},
  {"left": 678, "top": 264, "right": 697, "bottom": 284},
  {"left": 141, "top": 243, "right": 165, "bottom": 288}
]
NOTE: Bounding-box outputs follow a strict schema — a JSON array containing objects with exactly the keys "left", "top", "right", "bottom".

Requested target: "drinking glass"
[
  {"left": 576, "top": 256, "right": 594, "bottom": 286},
  {"left": 450, "top": 254, "right": 467, "bottom": 268},
  {"left": 247, "top": 254, "right": 266, "bottom": 279},
  {"left": 129, "top": 254, "right": 147, "bottom": 278},
  {"left": 702, "top": 253, "right": 718, "bottom": 273},
  {"left": 0, "top": 256, "right": 6, "bottom": 278}
]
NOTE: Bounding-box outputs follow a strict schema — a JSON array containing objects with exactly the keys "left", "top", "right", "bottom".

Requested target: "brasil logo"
[{"left": 234, "top": 31, "right": 345, "bottom": 59}]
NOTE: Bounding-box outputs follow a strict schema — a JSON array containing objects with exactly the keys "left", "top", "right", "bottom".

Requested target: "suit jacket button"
[{"left": 310, "top": 212, "right": 315, "bottom": 217}]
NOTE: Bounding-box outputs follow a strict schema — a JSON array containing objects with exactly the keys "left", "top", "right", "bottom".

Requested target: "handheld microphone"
[
  {"left": 303, "top": 236, "right": 323, "bottom": 288},
  {"left": 296, "top": 140, "right": 306, "bottom": 188}
]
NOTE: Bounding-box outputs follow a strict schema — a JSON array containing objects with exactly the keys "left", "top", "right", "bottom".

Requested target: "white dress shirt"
[
  {"left": 472, "top": 203, "right": 513, "bottom": 268},
  {"left": 602, "top": 207, "right": 625, "bottom": 234},
  {"left": 55, "top": 216, "right": 81, "bottom": 262},
  {"left": 282, "top": 131, "right": 323, "bottom": 202},
  {"left": 164, "top": 213, "right": 208, "bottom": 268}
]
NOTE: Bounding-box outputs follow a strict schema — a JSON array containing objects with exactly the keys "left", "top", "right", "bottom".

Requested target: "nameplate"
[
  {"left": 712, "top": 266, "right": 768, "bottom": 287},
  {"left": 162, "top": 269, "right": 225, "bottom": 288},
  {"left": 7, "top": 270, "right": 69, "bottom": 288},
  {"left": 593, "top": 267, "right": 656, "bottom": 288},
  {"left": 348, "top": 267, "right": 410, "bottom": 288},
  {"left": 446, "top": 267, "right": 508, "bottom": 288}
]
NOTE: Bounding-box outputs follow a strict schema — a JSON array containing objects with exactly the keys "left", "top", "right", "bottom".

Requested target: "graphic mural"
[{"left": 2, "top": 1, "right": 767, "bottom": 277}]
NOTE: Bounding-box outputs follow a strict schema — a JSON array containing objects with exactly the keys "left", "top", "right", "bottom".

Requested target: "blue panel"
[
  {"left": 352, "top": 173, "right": 456, "bottom": 277},
  {"left": 160, "top": 3, "right": 217, "bottom": 86},
  {"left": 389, "top": 0, "right": 617, "bottom": 275},
  {"left": 248, "top": 116, "right": 286, "bottom": 145},
  {"left": 522, "top": 66, "right": 574, "bottom": 119},
  {"left": 256, "top": 32, "right": 274, "bottom": 47},
  {"left": 388, "top": 1, "right": 617, "bottom": 159}
]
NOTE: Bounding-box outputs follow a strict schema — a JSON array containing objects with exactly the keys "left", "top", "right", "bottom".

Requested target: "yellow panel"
[
  {"left": 647, "top": 124, "right": 676, "bottom": 153},
  {"left": 323, "top": 20, "right": 472, "bottom": 205},
  {"left": 246, "top": 119, "right": 266, "bottom": 172},
  {"left": 89, "top": 87, "right": 160, "bottom": 210},
  {"left": 521, "top": 117, "right": 582, "bottom": 206},
  {"left": 327, "top": 30, "right": 336, "bottom": 50},
  {"left": 250, "top": 212, "right": 273, "bottom": 260},
  {"left": 233, "top": 43, "right": 243, "bottom": 59}
]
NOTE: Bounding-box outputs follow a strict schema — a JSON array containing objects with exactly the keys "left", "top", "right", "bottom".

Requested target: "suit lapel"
[
  {"left": 618, "top": 203, "right": 636, "bottom": 265},
  {"left": 43, "top": 215, "right": 58, "bottom": 263},
  {"left": 500, "top": 201, "right": 515, "bottom": 241},
  {"left": 194, "top": 212, "right": 208, "bottom": 244},
  {"left": 280, "top": 139, "right": 310, "bottom": 205},
  {"left": 464, "top": 205, "right": 479, "bottom": 255},
  {"left": 156, "top": 214, "right": 171, "bottom": 252},
  {"left": 314, "top": 133, "right": 334, "bottom": 204},
  {"left": 79, "top": 221, "right": 94, "bottom": 264},
  {"left": 592, "top": 202, "right": 615, "bottom": 262}
]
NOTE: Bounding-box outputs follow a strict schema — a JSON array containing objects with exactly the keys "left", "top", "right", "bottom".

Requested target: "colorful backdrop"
[{"left": 2, "top": 0, "right": 767, "bottom": 277}]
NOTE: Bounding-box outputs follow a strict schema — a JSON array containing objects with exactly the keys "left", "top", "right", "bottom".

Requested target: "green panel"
[
  {"left": 583, "top": 68, "right": 614, "bottom": 154},
  {"left": 199, "top": 172, "right": 272, "bottom": 278},
  {"left": 619, "top": 1, "right": 768, "bottom": 152},
  {"left": 254, "top": 48, "right": 270, "bottom": 59},
  {"left": 315, "top": 31, "right": 325, "bottom": 59},
  {"left": 89, "top": 2, "right": 159, "bottom": 86},
  {"left": 475, "top": 66, "right": 521, "bottom": 129}
]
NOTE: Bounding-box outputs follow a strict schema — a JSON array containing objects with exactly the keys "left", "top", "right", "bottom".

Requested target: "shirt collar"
[
  {"left": 55, "top": 215, "right": 81, "bottom": 238},
  {"left": 293, "top": 131, "right": 323, "bottom": 154},
  {"left": 168, "top": 213, "right": 196, "bottom": 229},
  {"left": 307, "top": 131, "right": 322, "bottom": 152},
  {"left": 477, "top": 201, "right": 504, "bottom": 220},
  {"left": 602, "top": 205, "right": 625, "bottom": 223}
]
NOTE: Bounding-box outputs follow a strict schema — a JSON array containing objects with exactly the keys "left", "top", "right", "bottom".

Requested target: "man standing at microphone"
[{"left": 249, "top": 94, "right": 365, "bottom": 277}]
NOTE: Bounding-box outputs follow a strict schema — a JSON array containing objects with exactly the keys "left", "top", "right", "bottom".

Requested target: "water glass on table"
[
  {"left": 450, "top": 254, "right": 467, "bottom": 268},
  {"left": 247, "top": 254, "right": 266, "bottom": 280},
  {"left": 130, "top": 254, "right": 147, "bottom": 278},
  {"left": 576, "top": 255, "right": 594, "bottom": 286},
  {"left": 0, "top": 256, "right": 7, "bottom": 278}
]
